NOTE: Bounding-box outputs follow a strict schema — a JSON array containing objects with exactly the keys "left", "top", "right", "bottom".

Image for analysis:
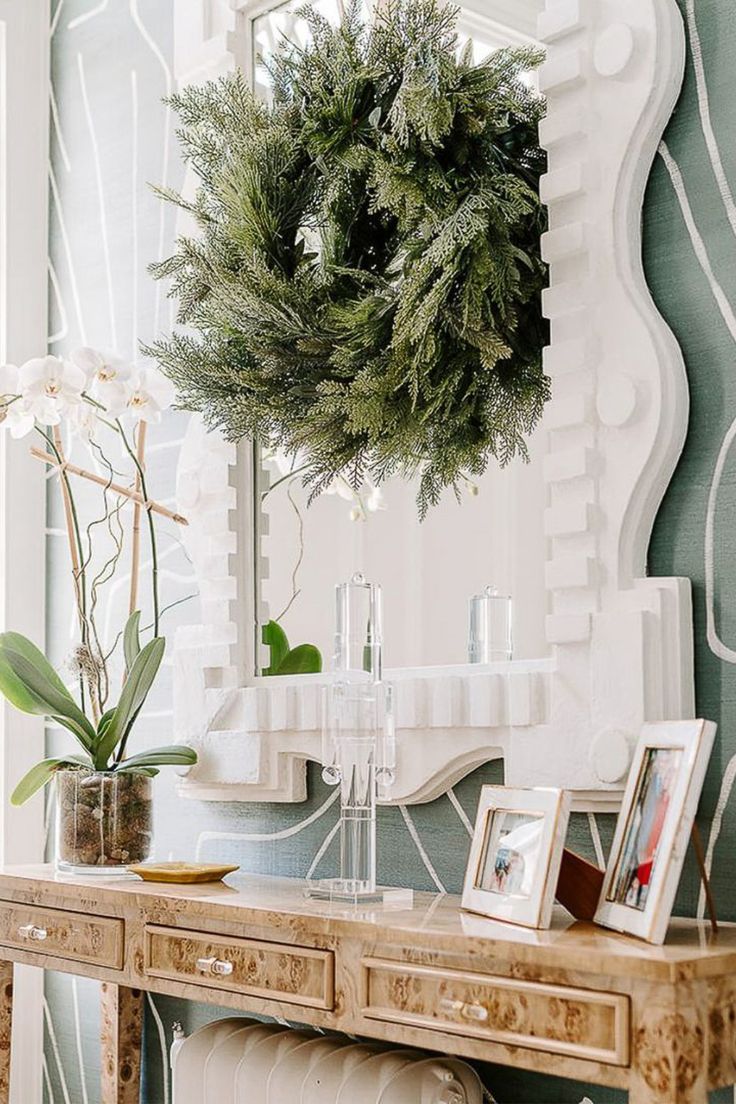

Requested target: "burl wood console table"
[{"left": 0, "top": 866, "right": 733, "bottom": 1102}]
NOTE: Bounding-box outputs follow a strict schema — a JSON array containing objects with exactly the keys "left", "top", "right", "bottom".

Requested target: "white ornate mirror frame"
[{"left": 172, "top": 0, "right": 692, "bottom": 812}]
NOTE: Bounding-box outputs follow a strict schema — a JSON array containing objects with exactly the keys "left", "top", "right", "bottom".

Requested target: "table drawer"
[
  {"left": 362, "top": 958, "right": 629, "bottom": 1067},
  {"left": 0, "top": 901, "right": 124, "bottom": 968},
  {"left": 144, "top": 925, "right": 334, "bottom": 1010}
]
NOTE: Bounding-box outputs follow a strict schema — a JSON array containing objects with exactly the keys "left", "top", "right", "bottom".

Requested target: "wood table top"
[{"left": 0, "top": 864, "right": 731, "bottom": 983}]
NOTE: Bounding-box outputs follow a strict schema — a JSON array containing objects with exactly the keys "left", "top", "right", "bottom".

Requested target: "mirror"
[{"left": 252, "top": 0, "right": 548, "bottom": 673}]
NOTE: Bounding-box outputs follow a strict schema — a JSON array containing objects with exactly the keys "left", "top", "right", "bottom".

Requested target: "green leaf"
[
  {"left": 11, "top": 758, "right": 69, "bottom": 806},
  {"left": 123, "top": 611, "right": 142, "bottom": 674},
  {"left": 0, "top": 633, "right": 74, "bottom": 700},
  {"left": 0, "top": 635, "right": 96, "bottom": 751},
  {"left": 97, "top": 708, "right": 116, "bottom": 737},
  {"left": 93, "top": 638, "right": 165, "bottom": 769},
  {"left": 262, "top": 620, "right": 290, "bottom": 676},
  {"left": 0, "top": 633, "right": 73, "bottom": 716},
  {"left": 64, "top": 753, "right": 94, "bottom": 769},
  {"left": 115, "top": 766, "right": 160, "bottom": 778},
  {"left": 275, "top": 644, "right": 322, "bottom": 675},
  {"left": 121, "top": 745, "right": 198, "bottom": 769}
]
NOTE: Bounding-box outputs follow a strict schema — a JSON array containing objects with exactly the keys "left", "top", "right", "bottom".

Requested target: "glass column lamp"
[{"left": 308, "top": 573, "right": 411, "bottom": 907}]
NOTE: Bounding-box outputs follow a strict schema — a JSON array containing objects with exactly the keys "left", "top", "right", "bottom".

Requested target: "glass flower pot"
[{"left": 55, "top": 769, "right": 153, "bottom": 874}]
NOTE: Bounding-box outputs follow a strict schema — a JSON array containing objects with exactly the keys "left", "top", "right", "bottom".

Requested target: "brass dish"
[{"left": 128, "top": 862, "right": 239, "bottom": 884}]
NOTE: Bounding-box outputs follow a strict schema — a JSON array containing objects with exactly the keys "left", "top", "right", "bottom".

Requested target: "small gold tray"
[{"left": 128, "top": 862, "right": 240, "bottom": 884}]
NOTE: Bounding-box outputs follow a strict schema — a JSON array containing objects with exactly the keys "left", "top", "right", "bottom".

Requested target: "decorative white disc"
[
  {"left": 591, "top": 729, "right": 632, "bottom": 784},
  {"left": 596, "top": 372, "right": 638, "bottom": 426},
  {"left": 594, "top": 23, "right": 635, "bottom": 78}
]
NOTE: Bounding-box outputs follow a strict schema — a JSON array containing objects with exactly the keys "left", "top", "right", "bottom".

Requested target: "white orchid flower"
[
  {"left": 18, "top": 355, "right": 85, "bottom": 421},
  {"left": 364, "top": 477, "right": 385, "bottom": 514},
  {"left": 324, "top": 474, "right": 357, "bottom": 502},
  {"left": 323, "top": 472, "right": 386, "bottom": 521},
  {"left": 266, "top": 447, "right": 310, "bottom": 477},
  {"left": 125, "top": 368, "right": 176, "bottom": 423},
  {"left": 0, "top": 363, "right": 55, "bottom": 436},
  {"left": 70, "top": 347, "right": 132, "bottom": 415},
  {"left": 68, "top": 401, "right": 99, "bottom": 442},
  {"left": 2, "top": 398, "right": 36, "bottom": 439}
]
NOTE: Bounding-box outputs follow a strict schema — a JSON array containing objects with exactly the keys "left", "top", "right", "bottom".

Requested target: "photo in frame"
[
  {"left": 595, "top": 719, "right": 716, "bottom": 945},
  {"left": 462, "top": 786, "right": 571, "bottom": 929}
]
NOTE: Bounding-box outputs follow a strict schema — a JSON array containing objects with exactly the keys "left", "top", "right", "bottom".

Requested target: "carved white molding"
[{"left": 173, "top": 0, "right": 692, "bottom": 810}]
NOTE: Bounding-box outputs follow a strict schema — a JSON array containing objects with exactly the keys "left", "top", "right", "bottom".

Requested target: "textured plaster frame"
[{"left": 173, "top": 0, "right": 693, "bottom": 810}]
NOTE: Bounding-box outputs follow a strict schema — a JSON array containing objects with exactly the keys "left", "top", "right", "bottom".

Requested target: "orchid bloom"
[
  {"left": 325, "top": 472, "right": 385, "bottom": 521},
  {"left": 125, "top": 368, "right": 176, "bottom": 423},
  {"left": 266, "top": 447, "right": 310, "bottom": 478},
  {"left": 68, "top": 401, "right": 99, "bottom": 442},
  {"left": 18, "top": 355, "right": 85, "bottom": 422},
  {"left": 70, "top": 347, "right": 132, "bottom": 416},
  {"left": 0, "top": 365, "right": 35, "bottom": 439}
]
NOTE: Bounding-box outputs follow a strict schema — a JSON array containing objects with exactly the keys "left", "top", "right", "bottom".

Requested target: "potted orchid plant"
[{"left": 0, "top": 350, "right": 196, "bottom": 872}]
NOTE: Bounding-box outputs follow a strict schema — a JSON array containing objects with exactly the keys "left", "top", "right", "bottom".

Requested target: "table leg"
[
  {"left": 629, "top": 980, "right": 708, "bottom": 1103},
  {"left": 0, "top": 961, "right": 12, "bottom": 1104},
  {"left": 100, "top": 983, "right": 142, "bottom": 1104}
]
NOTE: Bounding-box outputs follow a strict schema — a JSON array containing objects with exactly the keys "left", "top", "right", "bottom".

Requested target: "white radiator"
[{"left": 171, "top": 1018, "right": 485, "bottom": 1104}]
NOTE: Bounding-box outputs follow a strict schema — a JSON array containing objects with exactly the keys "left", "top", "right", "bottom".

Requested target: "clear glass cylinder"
[
  {"left": 468, "top": 585, "right": 513, "bottom": 664},
  {"left": 322, "top": 679, "right": 388, "bottom": 895},
  {"left": 55, "top": 770, "right": 153, "bottom": 874},
  {"left": 333, "top": 572, "right": 382, "bottom": 681}
]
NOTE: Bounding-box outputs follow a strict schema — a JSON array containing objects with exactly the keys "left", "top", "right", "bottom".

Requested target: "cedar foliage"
[{"left": 149, "top": 0, "right": 549, "bottom": 515}]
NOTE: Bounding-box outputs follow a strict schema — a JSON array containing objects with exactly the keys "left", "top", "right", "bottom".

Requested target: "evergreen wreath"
[{"left": 150, "top": 0, "right": 549, "bottom": 516}]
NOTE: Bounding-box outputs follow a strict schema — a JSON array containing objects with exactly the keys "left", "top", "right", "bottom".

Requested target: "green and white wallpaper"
[{"left": 42, "top": 0, "right": 736, "bottom": 1101}]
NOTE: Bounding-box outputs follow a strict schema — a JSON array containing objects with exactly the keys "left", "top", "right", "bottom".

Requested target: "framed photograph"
[
  {"left": 595, "top": 719, "right": 716, "bottom": 945},
  {"left": 462, "top": 786, "right": 571, "bottom": 929}
]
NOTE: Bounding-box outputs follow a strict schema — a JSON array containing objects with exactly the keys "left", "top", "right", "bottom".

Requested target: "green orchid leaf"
[
  {"left": 123, "top": 611, "right": 142, "bottom": 674},
  {"left": 0, "top": 637, "right": 96, "bottom": 750},
  {"left": 121, "top": 745, "right": 198, "bottom": 769},
  {"left": 115, "top": 766, "right": 160, "bottom": 777},
  {"left": 11, "top": 758, "right": 70, "bottom": 806},
  {"left": 97, "top": 708, "right": 116, "bottom": 736},
  {"left": 0, "top": 633, "right": 74, "bottom": 718},
  {"left": 275, "top": 644, "right": 323, "bottom": 675},
  {"left": 0, "top": 652, "right": 47, "bottom": 716},
  {"left": 50, "top": 716, "right": 98, "bottom": 753},
  {"left": 0, "top": 633, "right": 75, "bottom": 701},
  {"left": 64, "top": 753, "right": 95, "bottom": 769},
  {"left": 93, "top": 638, "right": 165, "bottom": 769},
  {"left": 262, "top": 620, "right": 290, "bottom": 675}
]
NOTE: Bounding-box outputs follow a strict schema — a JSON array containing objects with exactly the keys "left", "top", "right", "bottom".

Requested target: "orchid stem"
[
  {"left": 117, "top": 419, "right": 159, "bottom": 637},
  {"left": 128, "top": 421, "right": 147, "bottom": 618},
  {"left": 38, "top": 426, "right": 91, "bottom": 717}
]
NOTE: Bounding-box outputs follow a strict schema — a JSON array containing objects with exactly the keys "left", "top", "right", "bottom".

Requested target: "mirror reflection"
[{"left": 253, "top": 0, "right": 547, "bottom": 673}]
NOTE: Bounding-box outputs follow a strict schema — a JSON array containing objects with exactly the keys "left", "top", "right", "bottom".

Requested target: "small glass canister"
[
  {"left": 333, "top": 571, "right": 382, "bottom": 680},
  {"left": 468, "top": 585, "right": 513, "bottom": 664}
]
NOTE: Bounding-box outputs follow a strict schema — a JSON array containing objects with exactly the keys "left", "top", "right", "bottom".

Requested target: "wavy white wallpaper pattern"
[{"left": 41, "top": 0, "right": 736, "bottom": 1101}]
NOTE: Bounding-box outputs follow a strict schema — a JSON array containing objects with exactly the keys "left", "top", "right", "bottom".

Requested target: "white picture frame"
[
  {"left": 595, "top": 719, "right": 716, "bottom": 946},
  {"left": 462, "top": 785, "right": 570, "bottom": 929}
]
